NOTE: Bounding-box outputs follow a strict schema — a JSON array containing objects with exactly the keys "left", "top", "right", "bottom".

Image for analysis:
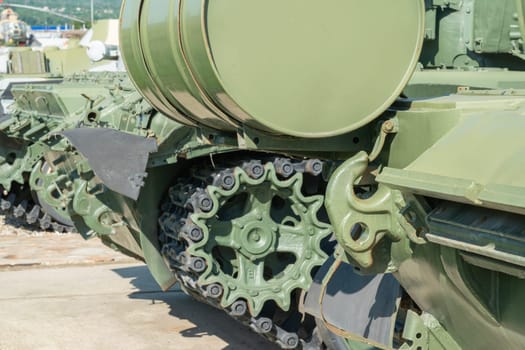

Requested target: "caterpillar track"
[
  {"left": 159, "top": 156, "right": 335, "bottom": 349},
  {"left": 0, "top": 185, "right": 74, "bottom": 233},
  {"left": 0, "top": 132, "right": 73, "bottom": 232}
]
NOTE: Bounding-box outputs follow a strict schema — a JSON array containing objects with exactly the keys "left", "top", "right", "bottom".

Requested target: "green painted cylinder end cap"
[{"left": 121, "top": 0, "right": 425, "bottom": 138}]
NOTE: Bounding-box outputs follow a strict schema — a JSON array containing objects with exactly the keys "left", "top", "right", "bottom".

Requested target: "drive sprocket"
[{"left": 159, "top": 156, "right": 332, "bottom": 348}]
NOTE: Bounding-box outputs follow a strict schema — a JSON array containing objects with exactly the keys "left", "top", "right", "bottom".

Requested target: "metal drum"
[{"left": 121, "top": 0, "right": 425, "bottom": 137}]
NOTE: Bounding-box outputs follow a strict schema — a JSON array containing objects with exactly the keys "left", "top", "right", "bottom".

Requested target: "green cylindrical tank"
[
  {"left": 518, "top": 0, "right": 525, "bottom": 38},
  {"left": 120, "top": 0, "right": 425, "bottom": 137}
]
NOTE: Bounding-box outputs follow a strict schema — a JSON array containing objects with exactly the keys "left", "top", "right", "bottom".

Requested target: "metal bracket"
[
  {"left": 399, "top": 311, "right": 461, "bottom": 350},
  {"left": 369, "top": 119, "right": 399, "bottom": 162},
  {"left": 326, "top": 151, "right": 426, "bottom": 269}
]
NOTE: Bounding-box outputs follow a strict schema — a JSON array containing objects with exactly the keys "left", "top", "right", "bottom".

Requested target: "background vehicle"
[
  {"left": 1, "top": 0, "right": 525, "bottom": 349},
  {"left": 0, "top": 8, "right": 32, "bottom": 46}
]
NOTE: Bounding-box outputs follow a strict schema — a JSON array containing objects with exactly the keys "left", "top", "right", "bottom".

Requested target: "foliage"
[{"left": 3, "top": 0, "right": 122, "bottom": 27}]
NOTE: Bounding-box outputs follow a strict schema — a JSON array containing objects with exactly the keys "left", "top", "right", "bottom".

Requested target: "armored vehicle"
[
  {"left": 1, "top": 0, "right": 525, "bottom": 349},
  {"left": 0, "top": 8, "right": 32, "bottom": 47},
  {"left": 0, "top": 20, "right": 123, "bottom": 230},
  {"left": 408, "top": 0, "right": 525, "bottom": 97}
]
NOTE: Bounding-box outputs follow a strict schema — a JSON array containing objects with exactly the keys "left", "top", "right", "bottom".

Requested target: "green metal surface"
[
  {"left": 185, "top": 163, "right": 330, "bottom": 315},
  {"left": 399, "top": 311, "right": 461, "bottom": 350},
  {"left": 325, "top": 89, "right": 525, "bottom": 349},
  {"left": 0, "top": 137, "right": 26, "bottom": 191},
  {"left": 0, "top": 72, "right": 188, "bottom": 236},
  {"left": 135, "top": 165, "right": 181, "bottom": 291},
  {"left": 119, "top": 0, "right": 200, "bottom": 127},
  {"left": 0, "top": 20, "right": 124, "bottom": 77},
  {"left": 406, "top": 69, "right": 525, "bottom": 98},
  {"left": 326, "top": 151, "right": 425, "bottom": 271},
  {"left": 421, "top": 0, "right": 525, "bottom": 69},
  {"left": 395, "top": 244, "right": 525, "bottom": 349},
  {"left": 382, "top": 92, "right": 525, "bottom": 214},
  {"left": 3, "top": 1, "right": 525, "bottom": 349},
  {"left": 121, "top": 0, "right": 425, "bottom": 137},
  {"left": 138, "top": 0, "right": 236, "bottom": 131},
  {"left": 157, "top": 157, "right": 332, "bottom": 346}
]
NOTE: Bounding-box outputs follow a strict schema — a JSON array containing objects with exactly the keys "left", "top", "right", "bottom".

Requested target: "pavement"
[
  {"left": 0, "top": 217, "right": 278, "bottom": 350},
  {"left": 0, "top": 232, "right": 136, "bottom": 269}
]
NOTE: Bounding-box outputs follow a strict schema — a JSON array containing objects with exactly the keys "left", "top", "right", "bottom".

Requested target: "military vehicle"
[
  {"left": 0, "top": 19, "right": 123, "bottom": 230},
  {"left": 408, "top": 0, "right": 525, "bottom": 97},
  {"left": 0, "top": 7, "right": 32, "bottom": 47},
  {"left": 1, "top": 0, "right": 525, "bottom": 349}
]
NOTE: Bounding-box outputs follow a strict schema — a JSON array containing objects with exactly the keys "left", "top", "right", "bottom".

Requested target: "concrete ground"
[
  {"left": 0, "top": 232, "right": 136, "bottom": 269},
  {"left": 0, "top": 216, "right": 278, "bottom": 350}
]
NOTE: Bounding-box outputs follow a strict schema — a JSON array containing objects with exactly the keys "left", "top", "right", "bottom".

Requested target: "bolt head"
[
  {"left": 191, "top": 257, "right": 206, "bottom": 272},
  {"left": 208, "top": 284, "right": 222, "bottom": 298},
  {"left": 230, "top": 300, "right": 247, "bottom": 316},
  {"left": 286, "top": 336, "right": 298, "bottom": 347},
  {"left": 222, "top": 175, "right": 235, "bottom": 189},
  {"left": 199, "top": 196, "right": 213, "bottom": 212},
  {"left": 258, "top": 318, "right": 272, "bottom": 333},
  {"left": 189, "top": 226, "right": 203, "bottom": 241},
  {"left": 383, "top": 120, "right": 394, "bottom": 132}
]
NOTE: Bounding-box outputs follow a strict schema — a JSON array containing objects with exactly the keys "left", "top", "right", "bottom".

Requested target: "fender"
[
  {"left": 304, "top": 256, "right": 401, "bottom": 349},
  {"left": 62, "top": 128, "right": 157, "bottom": 200}
]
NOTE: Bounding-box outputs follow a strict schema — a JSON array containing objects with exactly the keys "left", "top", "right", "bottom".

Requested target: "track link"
[{"left": 0, "top": 185, "right": 74, "bottom": 233}]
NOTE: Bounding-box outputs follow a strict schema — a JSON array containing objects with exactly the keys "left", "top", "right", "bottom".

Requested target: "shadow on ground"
[{"left": 113, "top": 265, "right": 278, "bottom": 350}]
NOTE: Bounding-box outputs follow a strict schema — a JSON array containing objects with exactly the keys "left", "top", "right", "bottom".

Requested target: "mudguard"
[
  {"left": 304, "top": 256, "right": 401, "bottom": 349},
  {"left": 62, "top": 128, "right": 157, "bottom": 200}
]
